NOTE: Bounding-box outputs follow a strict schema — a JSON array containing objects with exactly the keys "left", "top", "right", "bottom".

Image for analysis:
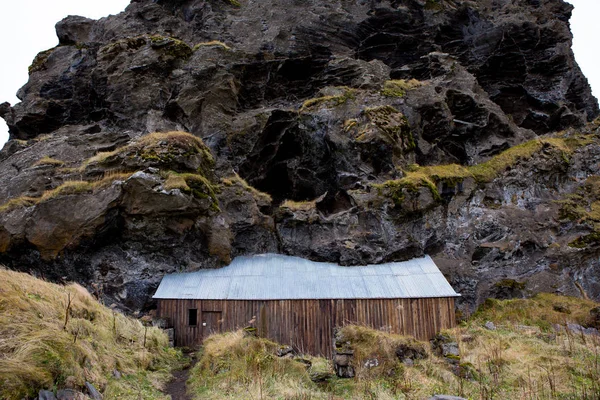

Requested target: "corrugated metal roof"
[{"left": 153, "top": 253, "right": 460, "bottom": 300}]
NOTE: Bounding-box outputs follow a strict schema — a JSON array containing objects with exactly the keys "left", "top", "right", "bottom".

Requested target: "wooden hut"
[{"left": 153, "top": 254, "right": 460, "bottom": 355}]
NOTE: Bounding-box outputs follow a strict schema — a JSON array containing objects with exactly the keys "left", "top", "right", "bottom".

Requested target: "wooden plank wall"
[{"left": 157, "top": 297, "right": 456, "bottom": 356}]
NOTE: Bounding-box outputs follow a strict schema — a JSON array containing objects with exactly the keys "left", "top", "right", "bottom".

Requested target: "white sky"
[
  {"left": 0, "top": 0, "right": 130, "bottom": 145},
  {"left": 0, "top": 1, "right": 598, "bottom": 146}
]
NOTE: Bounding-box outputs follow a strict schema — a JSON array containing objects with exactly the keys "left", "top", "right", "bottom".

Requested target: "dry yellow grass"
[
  {"left": 80, "top": 131, "right": 214, "bottom": 173},
  {"left": 300, "top": 87, "right": 356, "bottom": 112},
  {"left": 221, "top": 174, "right": 272, "bottom": 203},
  {"left": 188, "top": 330, "right": 327, "bottom": 400},
  {"left": 0, "top": 268, "right": 182, "bottom": 400},
  {"left": 0, "top": 172, "right": 133, "bottom": 215},
  {"left": 164, "top": 174, "right": 190, "bottom": 192},
  {"left": 0, "top": 196, "right": 38, "bottom": 213},
  {"left": 39, "top": 181, "right": 93, "bottom": 202},
  {"left": 381, "top": 79, "right": 424, "bottom": 97},
  {"left": 34, "top": 156, "right": 65, "bottom": 167},
  {"left": 188, "top": 294, "right": 600, "bottom": 400},
  {"left": 280, "top": 198, "right": 317, "bottom": 211},
  {"left": 373, "top": 135, "right": 595, "bottom": 205},
  {"left": 80, "top": 150, "right": 119, "bottom": 170},
  {"left": 193, "top": 40, "right": 231, "bottom": 51}
]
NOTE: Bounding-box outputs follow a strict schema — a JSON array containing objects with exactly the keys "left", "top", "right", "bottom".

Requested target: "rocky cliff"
[{"left": 0, "top": 0, "right": 598, "bottom": 312}]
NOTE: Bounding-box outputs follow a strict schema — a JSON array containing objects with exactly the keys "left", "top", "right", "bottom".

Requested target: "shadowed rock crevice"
[{"left": 238, "top": 111, "right": 339, "bottom": 203}]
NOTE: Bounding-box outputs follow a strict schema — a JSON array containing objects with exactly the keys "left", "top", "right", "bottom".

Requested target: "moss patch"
[
  {"left": 569, "top": 232, "right": 600, "bottom": 249},
  {"left": 424, "top": 0, "right": 443, "bottom": 11},
  {"left": 0, "top": 197, "right": 38, "bottom": 213},
  {"left": 381, "top": 79, "right": 423, "bottom": 97},
  {"left": 28, "top": 48, "right": 55, "bottom": 74},
  {"left": 221, "top": 175, "right": 272, "bottom": 204},
  {"left": 300, "top": 87, "right": 356, "bottom": 112},
  {"left": 100, "top": 35, "right": 192, "bottom": 60},
  {"left": 364, "top": 105, "right": 415, "bottom": 153},
  {"left": 0, "top": 173, "right": 133, "bottom": 214},
  {"left": 82, "top": 131, "right": 214, "bottom": 176},
  {"left": 469, "top": 136, "right": 588, "bottom": 183},
  {"left": 149, "top": 35, "right": 193, "bottom": 59},
  {"left": 370, "top": 134, "right": 593, "bottom": 207},
  {"left": 99, "top": 36, "right": 147, "bottom": 57},
  {"left": 373, "top": 173, "right": 440, "bottom": 207},
  {"left": 162, "top": 171, "right": 220, "bottom": 211},
  {"left": 280, "top": 198, "right": 317, "bottom": 212}
]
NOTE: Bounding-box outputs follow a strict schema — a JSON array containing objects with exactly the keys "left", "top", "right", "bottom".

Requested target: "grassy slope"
[
  {"left": 0, "top": 268, "right": 183, "bottom": 400},
  {"left": 188, "top": 294, "right": 600, "bottom": 400}
]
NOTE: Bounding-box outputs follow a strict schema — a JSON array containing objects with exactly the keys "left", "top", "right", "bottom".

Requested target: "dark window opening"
[{"left": 188, "top": 308, "right": 198, "bottom": 326}]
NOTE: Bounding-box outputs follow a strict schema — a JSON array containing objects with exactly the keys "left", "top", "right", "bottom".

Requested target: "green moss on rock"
[
  {"left": 82, "top": 131, "right": 214, "bottom": 176},
  {"left": 494, "top": 279, "right": 526, "bottom": 291},
  {"left": 149, "top": 35, "right": 193, "bottom": 59},
  {"left": 373, "top": 174, "right": 440, "bottom": 207},
  {"left": 424, "top": 0, "right": 443, "bottom": 11},
  {"left": 300, "top": 87, "right": 356, "bottom": 112},
  {"left": 381, "top": 79, "right": 423, "bottom": 97},
  {"left": 569, "top": 232, "right": 600, "bottom": 249},
  {"left": 100, "top": 35, "right": 192, "bottom": 60},
  {"left": 28, "top": 48, "right": 55, "bottom": 74},
  {"left": 364, "top": 105, "right": 415, "bottom": 153}
]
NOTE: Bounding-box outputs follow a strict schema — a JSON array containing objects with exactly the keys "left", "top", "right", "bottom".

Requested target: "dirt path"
[{"left": 165, "top": 356, "right": 196, "bottom": 400}]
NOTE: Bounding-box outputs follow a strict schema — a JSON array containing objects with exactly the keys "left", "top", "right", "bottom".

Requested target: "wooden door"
[{"left": 201, "top": 311, "right": 222, "bottom": 338}]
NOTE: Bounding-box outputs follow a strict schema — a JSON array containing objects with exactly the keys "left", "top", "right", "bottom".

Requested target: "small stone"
[
  {"left": 363, "top": 358, "right": 379, "bottom": 368},
  {"left": 333, "top": 353, "right": 351, "bottom": 367},
  {"left": 309, "top": 370, "right": 333, "bottom": 382},
  {"left": 335, "top": 364, "right": 355, "bottom": 378},
  {"left": 85, "top": 382, "right": 103, "bottom": 400},
  {"left": 484, "top": 321, "right": 496, "bottom": 330},
  {"left": 395, "top": 342, "right": 428, "bottom": 360},
  {"left": 428, "top": 395, "right": 468, "bottom": 400},
  {"left": 441, "top": 343, "right": 460, "bottom": 358},
  {"left": 112, "top": 369, "right": 122, "bottom": 379},
  {"left": 277, "top": 345, "right": 294, "bottom": 357},
  {"left": 38, "top": 390, "right": 57, "bottom": 400},
  {"left": 56, "top": 389, "right": 86, "bottom": 400}
]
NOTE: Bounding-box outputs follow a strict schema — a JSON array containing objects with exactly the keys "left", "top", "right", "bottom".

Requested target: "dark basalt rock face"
[{"left": 0, "top": 0, "right": 599, "bottom": 312}]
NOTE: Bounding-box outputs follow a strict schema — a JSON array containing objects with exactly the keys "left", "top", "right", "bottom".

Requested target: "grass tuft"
[
  {"left": 34, "top": 156, "right": 65, "bottom": 167},
  {"left": 300, "top": 87, "right": 356, "bottom": 112},
  {"left": 188, "top": 331, "right": 324, "bottom": 399},
  {"left": 0, "top": 172, "right": 133, "bottom": 215},
  {"left": 0, "top": 268, "right": 182, "bottom": 400},
  {"left": 81, "top": 131, "right": 214, "bottom": 176},
  {"left": 221, "top": 175, "right": 272, "bottom": 203},
  {"left": 381, "top": 79, "right": 423, "bottom": 97},
  {"left": 192, "top": 40, "right": 231, "bottom": 51},
  {"left": 188, "top": 294, "right": 600, "bottom": 399}
]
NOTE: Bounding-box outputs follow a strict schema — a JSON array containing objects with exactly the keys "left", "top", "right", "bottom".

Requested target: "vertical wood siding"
[{"left": 157, "top": 297, "right": 456, "bottom": 356}]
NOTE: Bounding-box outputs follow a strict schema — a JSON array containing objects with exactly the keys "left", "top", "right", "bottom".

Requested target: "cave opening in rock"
[{"left": 238, "top": 111, "right": 339, "bottom": 204}]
